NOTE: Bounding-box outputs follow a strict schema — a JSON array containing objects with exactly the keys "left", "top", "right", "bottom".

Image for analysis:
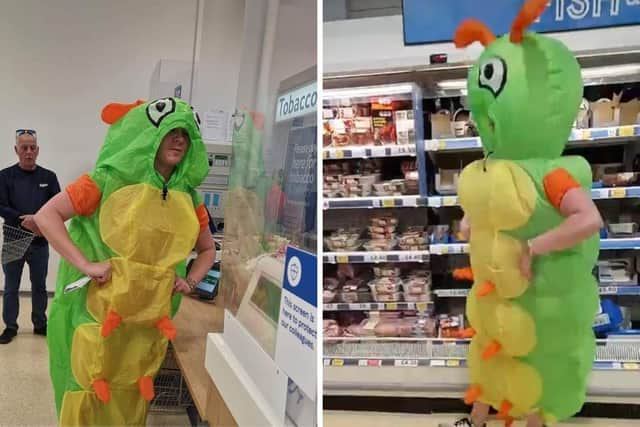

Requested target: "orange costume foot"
[
  {"left": 476, "top": 281, "right": 496, "bottom": 297},
  {"left": 92, "top": 379, "right": 111, "bottom": 403},
  {"left": 464, "top": 385, "right": 482, "bottom": 405},
  {"left": 138, "top": 376, "right": 155, "bottom": 401},
  {"left": 156, "top": 316, "right": 177, "bottom": 340},
  {"left": 101, "top": 311, "right": 122, "bottom": 337},
  {"left": 482, "top": 340, "right": 502, "bottom": 360}
]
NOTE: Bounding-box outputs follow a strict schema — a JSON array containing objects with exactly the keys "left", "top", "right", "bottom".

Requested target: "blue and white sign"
[
  {"left": 281, "top": 126, "right": 317, "bottom": 234},
  {"left": 275, "top": 81, "right": 317, "bottom": 123},
  {"left": 275, "top": 246, "right": 317, "bottom": 399},
  {"left": 403, "top": 0, "right": 640, "bottom": 45}
]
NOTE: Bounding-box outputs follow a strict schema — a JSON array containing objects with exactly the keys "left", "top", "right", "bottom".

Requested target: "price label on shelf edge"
[
  {"left": 394, "top": 359, "right": 419, "bottom": 367},
  {"left": 443, "top": 196, "right": 457, "bottom": 206},
  {"left": 611, "top": 187, "right": 626, "bottom": 199},
  {"left": 619, "top": 126, "right": 635, "bottom": 137}
]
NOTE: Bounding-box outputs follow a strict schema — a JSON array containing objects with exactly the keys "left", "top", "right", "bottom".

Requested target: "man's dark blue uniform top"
[{"left": 0, "top": 164, "right": 61, "bottom": 244}]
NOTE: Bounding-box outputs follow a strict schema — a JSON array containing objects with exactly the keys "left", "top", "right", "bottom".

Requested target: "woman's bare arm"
[
  {"left": 187, "top": 227, "right": 216, "bottom": 284},
  {"left": 34, "top": 192, "right": 111, "bottom": 283},
  {"left": 529, "top": 187, "right": 603, "bottom": 255}
]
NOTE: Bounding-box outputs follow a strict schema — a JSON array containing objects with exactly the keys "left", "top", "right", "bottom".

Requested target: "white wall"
[
  {"left": 0, "top": 0, "right": 198, "bottom": 291},
  {"left": 324, "top": 15, "right": 640, "bottom": 74},
  {"left": 263, "top": 0, "right": 318, "bottom": 172},
  {"left": 192, "top": 0, "right": 246, "bottom": 117}
]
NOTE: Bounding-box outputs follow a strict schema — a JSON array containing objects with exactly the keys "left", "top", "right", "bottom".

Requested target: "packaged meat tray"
[
  {"left": 374, "top": 320, "right": 414, "bottom": 337},
  {"left": 373, "top": 264, "right": 402, "bottom": 278},
  {"left": 403, "top": 279, "right": 430, "bottom": 296},
  {"left": 369, "top": 277, "right": 403, "bottom": 294},
  {"left": 363, "top": 238, "right": 398, "bottom": 252},
  {"left": 404, "top": 293, "right": 430, "bottom": 303},
  {"left": 372, "top": 291, "right": 403, "bottom": 303},
  {"left": 438, "top": 314, "right": 464, "bottom": 338},
  {"left": 369, "top": 224, "right": 397, "bottom": 235},
  {"left": 414, "top": 315, "right": 438, "bottom": 338},
  {"left": 324, "top": 319, "right": 342, "bottom": 338},
  {"left": 323, "top": 277, "right": 340, "bottom": 290},
  {"left": 371, "top": 215, "right": 399, "bottom": 228},
  {"left": 325, "top": 229, "right": 362, "bottom": 251},
  {"left": 337, "top": 290, "right": 373, "bottom": 304},
  {"left": 323, "top": 289, "right": 337, "bottom": 303}
]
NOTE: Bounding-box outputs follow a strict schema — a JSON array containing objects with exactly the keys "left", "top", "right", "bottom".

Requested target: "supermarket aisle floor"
[
  {"left": 324, "top": 411, "right": 640, "bottom": 427},
  {"left": 0, "top": 295, "right": 190, "bottom": 426}
]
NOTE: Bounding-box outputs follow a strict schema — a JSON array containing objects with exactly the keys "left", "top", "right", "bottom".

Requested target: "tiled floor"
[
  {"left": 324, "top": 411, "right": 640, "bottom": 427},
  {"left": 0, "top": 295, "right": 191, "bottom": 426}
]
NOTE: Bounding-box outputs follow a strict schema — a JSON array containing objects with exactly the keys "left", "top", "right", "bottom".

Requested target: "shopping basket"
[{"left": 1, "top": 224, "right": 35, "bottom": 264}]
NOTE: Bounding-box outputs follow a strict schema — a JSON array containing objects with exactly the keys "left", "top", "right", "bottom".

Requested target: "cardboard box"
[
  {"left": 619, "top": 98, "right": 640, "bottom": 126},
  {"left": 395, "top": 110, "right": 415, "bottom": 145},
  {"left": 431, "top": 111, "right": 453, "bottom": 138},
  {"left": 372, "top": 109, "right": 395, "bottom": 145},
  {"left": 591, "top": 94, "right": 621, "bottom": 128}
]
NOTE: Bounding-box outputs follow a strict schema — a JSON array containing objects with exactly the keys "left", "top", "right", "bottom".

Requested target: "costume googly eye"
[
  {"left": 233, "top": 111, "right": 245, "bottom": 131},
  {"left": 478, "top": 57, "right": 507, "bottom": 97},
  {"left": 193, "top": 111, "right": 201, "bottom": 129},
  {"left": 146, "top": 98, "right": 176, "bottom": 127}
]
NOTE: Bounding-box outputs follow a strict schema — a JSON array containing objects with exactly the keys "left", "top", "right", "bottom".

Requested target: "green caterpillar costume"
[
  {"left": 453, "top": 0, "right": 599, "bottom": 424},
  {"left": 48, "top": 97, "right": 209, "bottom": 425}
]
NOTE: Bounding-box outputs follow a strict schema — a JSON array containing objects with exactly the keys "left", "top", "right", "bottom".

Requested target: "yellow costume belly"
[
  {"left": 458, "top": 160, "right": 542, "bottom": 418},
  {"left": 59, "top": 183, "right": 199, "bottom": 426}
]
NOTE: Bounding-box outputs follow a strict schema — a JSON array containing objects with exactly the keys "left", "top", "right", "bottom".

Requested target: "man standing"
[{"left": 0, "top": 129, "right": 60, "bottom": 344}]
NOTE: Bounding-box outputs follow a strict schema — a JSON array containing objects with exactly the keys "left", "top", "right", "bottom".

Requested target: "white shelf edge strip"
[
  {"left": 323, "top": 250, "right": 430, "bottom": 264},
  {"left": 424, "top": 125, "right": 640, "bottom": 152},
  {"left": 434, "top": 285, "right": 640, "bottom": 297},
  {"left": 323, "top": 186, "right": 640, "bottom": 211},
  {"left": 323, "top": 144, "right": 416, "bottom": 160}
]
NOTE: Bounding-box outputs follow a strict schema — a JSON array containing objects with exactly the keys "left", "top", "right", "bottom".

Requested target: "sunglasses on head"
[{"left": 16, "top": 129, "right": 36, "bottom": 137}]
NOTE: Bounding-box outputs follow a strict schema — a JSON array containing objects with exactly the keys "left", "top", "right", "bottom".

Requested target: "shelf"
[
  {"left": 592, "top": 186, "right": 640, "bottom": 200},
  {"left": 323, "top": 195, "right": 426, "bottom": 210},
  {"left": 323, "top": 302, "right": 433, "bottom": 312},
  {"left": 429, "top": 239, "right": 640, "bottom": 254},
  {"left": 429, "top": 243, "right": 469, "bottom": 255},
  {"left": 434, "top": 289, "right": 470, "bottom": 297},
  {"left": 323, "top": 251, "right": 430, "bottom": 264},
  {"left": 600, "top": 238, "right": 640, "bottom": 250},
  {"left": 323, "top": 144, "right": 416, "bottom": 160},
  {"left": 435, "top": 285, "right": 640, "bottom": 298},
  {"left": 599, "top": 285, "right": 640, "bottom": 295},
  {"left": 323, "top": 187, "right": 640, "bottom": 211},
  {"left": 323, "top": 338, "right": 640, "bottom": 371},
  {"left": 424, "top": 125, "right": 640, "bottom": 152}
]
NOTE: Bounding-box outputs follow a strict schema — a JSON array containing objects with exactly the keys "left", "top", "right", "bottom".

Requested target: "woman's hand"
[
  {"left": 82, "top": 261, "right": 112, "bottom": 285},
  {"left": 173, "top": 277, "right": 192, "bottom": 294}
]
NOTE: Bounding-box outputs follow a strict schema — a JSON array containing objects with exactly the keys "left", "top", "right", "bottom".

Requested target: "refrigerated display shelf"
[
  {"left": 323, "top": 144, "right": 416, "bottom": 160},
  {"left": 600, "top": 238, "right": 640, "bottom": 250},
  {"left": 424, "top": 125, "right": 640, "bottom": 152},
  {"left": 323, "top": 339, "right": 640, "bottom": 370},
  {"left": 434, "top": 285, "right": 640, "bottom": 298},
  {"left": 323, "top": 250, "right": 430, "bottom": 264},
  {"left": 430, "top": 239, "right": 640, "bottom": 254},
  {"left": 322, "top": 186, "right": 640, "bottom": 211},
  {"left": 323, "top": 195, "right": 426, "bottom": 210},
  {"left": 429, "top": 243, "right": 469, "bottom": 255},
  {"left": 323, "top": 301, "right": 433, "bottom": 312}
]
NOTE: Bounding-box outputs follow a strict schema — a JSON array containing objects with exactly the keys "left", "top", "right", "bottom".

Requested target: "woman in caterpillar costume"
[
  {"left": 34, "top": 98, "right": 215, "bottom": 426},
  {"left": 443, "top": 1, "right": 603, "bottom": 426}
]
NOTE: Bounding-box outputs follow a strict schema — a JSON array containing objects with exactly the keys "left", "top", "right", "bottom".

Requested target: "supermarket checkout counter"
[
  {"left": 173, "top": 295, "right": 238, "bottom": 426},
  {"left": 170, "top": 238, "right": 238, "bottom": 426}
]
